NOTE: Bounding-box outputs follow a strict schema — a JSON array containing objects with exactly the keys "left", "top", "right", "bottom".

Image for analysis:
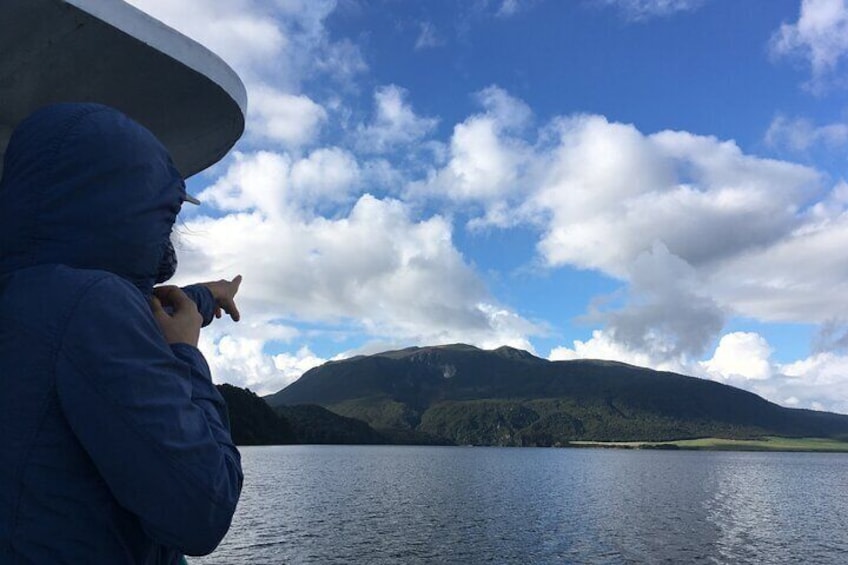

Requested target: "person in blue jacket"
[{"left": 0, "top": 103, "right": 244, "bottom": 564}]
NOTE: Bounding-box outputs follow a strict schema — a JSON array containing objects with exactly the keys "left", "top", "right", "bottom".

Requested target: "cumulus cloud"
[
  {"left": 248, "top": 87, "right": 327, "bottom": 148},
  {"left": 700, "top": 332, "right": 774, "bottom": 381},
  {"left": 196, "top": 148, "right": 361, "bottom": 218},
  {"left": 551, "top": 245, "right": 725, "bottom": 368},
  {"left": 411, "top": 86, "right": 532, "bottom": 211},
  {"left": 730, "top": 349, "right": 848, "bottom": 415},
  {"left": 765, "top": 114, "right": 848, "bottom": 152},
  {"left": 420, "top": 99, "right": 840, "bottom": 329},
  {"left": 535, "top": 117, "right": 819, "bottom": 276},
  {"left": 290, "top": 147, "right": 361, "bottom": 208},
  {"left": 199, "top": 320, "right": 327, "bottom": 394},
  {"left": 356, "top": 85, "right": 439, "bottom": 153},
  {"left": 198, "top": 318, "right": 301, "bottom": 393},
  {"left": 552, "top": 328, "right": 848, "bottom": 413},
  {"left": 272, "top": 347, "right": 328, "bottom": 390},
  {"left": 196, "top": 151, "right": 290, "bottom": 217},
  {"left": 599, "top": 243, "right": 725, "bottom": 360},
  {"left": 550, "top": 329, "right": 685, "bottom": 373},
  {"left": 727, "top": 345, "right": 848, "bottom": 413},
  {"left": 181, "top": 151, "right": 540, "bottom": 346},
  {"left": 596, "top": 0, "right": 708, "bottom": 22},
  {"left": 770, "top": 0, "right": 848, "bottom": 92},
  {"left": 180, "top": 198, "right": 537, "bottom": 347},
  {"left": 778, "top": 352, "right": 848, "bottom": 412}
]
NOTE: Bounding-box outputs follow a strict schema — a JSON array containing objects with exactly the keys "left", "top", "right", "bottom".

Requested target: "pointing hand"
[
  {"left": 150, "top": 286, "right": 203, "bottom": 346},
  {"left": 200, "top": 275, "right": 243, "bottom": 322}
]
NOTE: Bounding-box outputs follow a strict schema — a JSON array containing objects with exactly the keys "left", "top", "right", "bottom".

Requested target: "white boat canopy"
[{"left": 0, "top": 0, "right": 247, "bottom": 179}]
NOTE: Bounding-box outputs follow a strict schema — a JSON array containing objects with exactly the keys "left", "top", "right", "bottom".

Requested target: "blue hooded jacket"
[{"left": 0, "top": 104, "right": 243, "bottom": 564}]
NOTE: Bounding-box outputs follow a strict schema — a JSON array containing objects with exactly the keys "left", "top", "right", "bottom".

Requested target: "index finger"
[{"left": 231, "top": 275, "right": 243, "bottom": 296}]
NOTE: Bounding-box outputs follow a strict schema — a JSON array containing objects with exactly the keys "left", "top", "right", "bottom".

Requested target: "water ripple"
[{"left": 195, "top": 446, "right": 848, "bottom": 564}]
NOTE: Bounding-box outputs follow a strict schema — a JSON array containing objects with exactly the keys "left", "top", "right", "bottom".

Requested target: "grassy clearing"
[{"left": 570, "top": 436, "right": 848, "bottom": 452}]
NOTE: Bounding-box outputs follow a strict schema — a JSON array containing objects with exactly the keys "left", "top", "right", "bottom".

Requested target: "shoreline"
[{"left": 567, "top": 436, "right": 848, "bottom": 452}]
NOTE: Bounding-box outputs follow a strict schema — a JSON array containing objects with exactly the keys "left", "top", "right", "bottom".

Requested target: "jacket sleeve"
[
  {"left": 55, "top": 275, "right": 243, "bottom": 556},
  {"left": 181, "top": 284, "right": 215, "bottom": 327}
]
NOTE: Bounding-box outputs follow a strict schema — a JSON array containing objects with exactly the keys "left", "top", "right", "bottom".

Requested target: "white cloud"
[
  {"left": 474, "top": 304, "right": 539, "bottom": 352},
  {"left": 771, "top": 352, "right": 848, "bottom": 414},
  {"left": 535, "top": 117, "right": 820, "bottom": 276},
  {"left": 197, "top": 151, "right": 291, "bottom": 218},
  {"left": 597, "top": 0, "right": 707, "bottom": 22},
  {"left": 198, "top": 320, "right": 325, "bottom": 395},
  {"left": 420, "top": 102, "right": 838, "bottom": 331},
  {"left": 272, "top": 347, "right": 327, "bottom": 390},
  {"left": 553, "top": 328, "right": 848, "bottom": 414},
  {"left": 181, "top": 152, "right": 540, "bottom": 349},
  {"left": 198, "top": 319, "right": 300, "bottom": 393},
  {"left": 550, "top": 330, "right": 687, "bottom": 373},
  {"left": 700, "top": 332, "right": 774, "bottom": 381},
  {"left": 196, "top": 148, "right": 360, "bottom": 217},
  {"left": 765, "top": 114, "right": 848, "bottom": 152},
  {"left": 476, "top": 86, "right": 533, "bottom": 131},
  {"left": 770, "top": 0, "right": 848, "bottom": 92},
  {"left": 356, "top": 85, "right": 439, "bottom": 153},
  {"left": 411, "top": 86, "right": 532, "bottom": 207},
  {"left": 248, "top": 87, "right": 327, "bottom": 148},
  {"left": 290, "top": 147, "right": 361, "bottom": 207}
]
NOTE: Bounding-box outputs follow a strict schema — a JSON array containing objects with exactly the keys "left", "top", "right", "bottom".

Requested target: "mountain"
[
  {"left": 265, "top": 344, "right": 848, "bottom": 446},
  {"left": 275, "top": 404, "right": 385, "bottom": 445},
  {"left": 217, "top": 384, "right": 444, "bottom": 446},
  {"left": 274, "top": 405, "right": 451, "bottom": 446},
  {"left": 217, "top": 384, "right": 295, "bottom": 445}
]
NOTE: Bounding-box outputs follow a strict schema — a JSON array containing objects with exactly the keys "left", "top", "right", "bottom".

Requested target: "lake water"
[{"left": 195, "top": 445, "right": 848, "bottom": 564}]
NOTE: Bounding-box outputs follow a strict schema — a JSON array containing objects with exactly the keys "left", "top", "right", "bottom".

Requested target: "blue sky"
[{"left": 130, "top": 0, "right": 848, "bottom": 413}]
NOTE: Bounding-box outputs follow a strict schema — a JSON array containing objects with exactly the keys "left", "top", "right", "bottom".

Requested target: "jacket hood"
[{"left": 0, "top": 103, "right": 187, "bottom": 295}]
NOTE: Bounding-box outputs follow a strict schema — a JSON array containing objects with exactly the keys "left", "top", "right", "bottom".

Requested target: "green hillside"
[
  {"left": 217, "top": 385, "right": 391, "bottom": 446},
  {"left": 265, "top": 344, "right": 848, "bottom": 446},
  {"left": 218, "top": 384, "right": 295, "bottom": 445},
  {"left": 275, "top": 404, "right": 385, "bottom": 445}
]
